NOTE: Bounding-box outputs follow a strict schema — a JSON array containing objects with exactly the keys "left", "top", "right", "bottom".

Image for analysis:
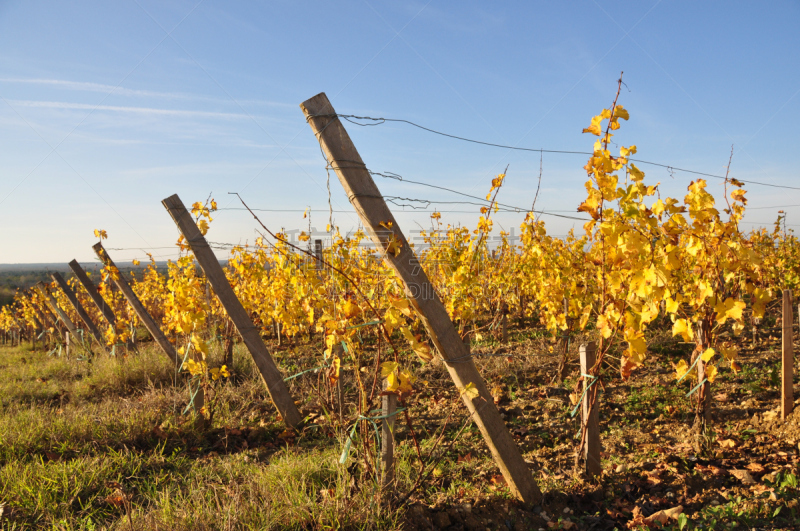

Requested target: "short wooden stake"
[
  {"left": 50, "top": 272, "right": 106, "bottom": 351},
  {"left": 162, "top": 194, "right": 303, "bottom": 429},
  {"left": 381, "top": 380, "right": 397, "bottom": 493},
  {"left": 579, "top": 342, "right": 602, "bottom": 477},
  {"left": 314, "top": 239, "right": 323, "bottom": 269},
  {"left": 69, "top": 259, "right": 118, "bottom": 327},
  {"left": 782, "top": 290, "right": 794, "bottom": 421},
  {"left": 302, "top": 93, "right": 541, "bottom": 504},
  {"left": 92, "top": 243, "right": 181, "bottom": 366},
  {"left": 65, "top": 331, "right": 70, "bottom": 357}
]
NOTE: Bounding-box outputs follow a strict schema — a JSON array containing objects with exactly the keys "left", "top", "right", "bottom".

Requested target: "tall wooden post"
[
  {"left": 580, "top": 343, "right": 602, "bottom": 477},
  {"left": 782, "top": 290, "right": 794, "bottom": 421},
  {"left": 161, "top": 194, "right": 303, "bottom": 429},
  {"left": 92, "top": 243, "right": 180, "bottom": 366},
  {"left": 301, "top": 93, "right": 541, "bottom": 503},
  {"left": 92, "top": 243, "right": 205, "bottom": 418},
  {"left": 68, "top": 260, "right": 117, "bottom": 327},
  {"left": 50, "top": 272, "right": 106, "bottom": 351}
]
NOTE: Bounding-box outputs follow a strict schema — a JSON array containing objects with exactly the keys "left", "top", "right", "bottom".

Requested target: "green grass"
[{"left": 0, "top": 343, "right": 408, "bottom": 530}]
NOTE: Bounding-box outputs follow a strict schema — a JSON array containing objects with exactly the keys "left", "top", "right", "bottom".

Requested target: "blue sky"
[{"left": 1, "top": 1, "right": 798, "bottom": 263}]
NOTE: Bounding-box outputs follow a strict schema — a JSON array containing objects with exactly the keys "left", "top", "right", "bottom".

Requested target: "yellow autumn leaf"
[
  {"left": 342, "top": 300, "right": 361, "bottom": 319},
  {"left": 752, "top": 288, "right": 771, "bottom": 319},
  {"left": 191, "top": 335, "right": 209, "bottom": 358},
  {"left": 672, "top": 318, "right": 693, "bottom": 342},
  {"left": 714, "top": 297, "right": 746, "bottom": 324},
  {"left": 705, "top": 365, "right": 718, "bottom": 383},
  {"left": 719, "top": 345, "right": 738, "bottom": 361},
  {"left": 629, "top": 164, "right": 644, "bottom": 182},
  {"left": 461, "top": 382, "right": 480, "bottom": 400},
  {"left": 386, "top": 235, "right": 403, "bottom": 257},
  {"left": 701, "top": 348, "right": 715, "bottom": 362},
  {"left": 674, "top": 359, "right": 690, "bottom": 380},
  {"left": 596, "top": 314, "right": 613, "bottom": 339},
  {"left": 329, "top": 356, "right": 341, "bottom": 383},
  {"left": 381, "top": 361, "right": 399, "bottom": 379},
  {"left": 579, "top": 304, "right": 592, "bottom": 329},
  {"left": 390, "top": 297, "right": 414, "bottom": 317},
  {"left": 197, "top": 219, "right": 210, "bottom": 235}
]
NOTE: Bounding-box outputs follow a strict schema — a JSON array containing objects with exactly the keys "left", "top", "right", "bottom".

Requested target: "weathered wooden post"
[
  {"left": 782, "top": 290, "right": 794, "bottom": 421},
  {"left": 50, "top": 272, "right": 106, "bottom": 351},
  {"left": 301, "top": 93, "right": 541, "bottom": 503},
  {"left": 92, "top": 243, "right": 206, "bottom": 418},
  {"left": 580, "top": 343, "right": 602, "bottom": 476},
  {"left": 36, "top": 282, "right": 84, "bottom": 350},
  {"left": 92, "top": 244, "right": 181, "bottom": 365},
  {"left": 161, "top": 194, "right": 303, "bottom": 429},
  {"left": 69, "top": 260, "right": 118, "bottom": 327},
  {"left": 22, "top": 292, "right": 55, "bottom": 344},
  {"left": 381, "top": 379, "right": 397, "bottom": 494},
  {"left": 65, "top": 331, "right": 71, "bottom": 357}
]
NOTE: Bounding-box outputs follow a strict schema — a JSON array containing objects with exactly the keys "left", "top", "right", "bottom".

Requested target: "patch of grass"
[
  {"left": 624, "top": 383, "right": 687, "bottom": 418},
  {"left": 0, "top": 343, "right": 472, "bottom": 529}
]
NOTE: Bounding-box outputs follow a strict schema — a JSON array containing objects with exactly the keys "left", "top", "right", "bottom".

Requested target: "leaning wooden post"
[
  {"left": 301, "top": 93, "right": 541, "bottom": 503},
  {"left": 161, "top": 194, "right": 303, "bottom": 429},
  {"left": 68, "top": 260, "right": 118, "bottom": 327},
  {"left": 782, "top": 289, "right": 794, "bottom": 421},
  {"left": 381, "top": 379, "right": 397, "bottom": 494},
  {"left": 92, "top": 243, "right": 181, "bottom": 366},
  {"left": 50, "top": 272, "right": 106, "bottom": 351},
  {"left": 22, "top": 291, "right": 56, "bottom": 336},
  {"left": 579, "top": 343, "right": 602, "bottom": 477},
  {"left": 36, "top": 283, "right": 84, "bottom": 349}
]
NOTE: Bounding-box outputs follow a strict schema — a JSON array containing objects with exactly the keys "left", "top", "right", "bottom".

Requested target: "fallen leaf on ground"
[
  {"left": 489, "top": 474, "right": 506, "bottom": 486},
  {"left": 730, "top": 469, "right": 756, "bottom": 485},
  {"left": 105, "top": 494, "right": 126, "bottom": 507}
]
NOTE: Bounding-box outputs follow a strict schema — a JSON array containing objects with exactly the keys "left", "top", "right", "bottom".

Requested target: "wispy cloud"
[
  {"left": 8, "top": 99, "right": 250, "bottom": 120},
  {"left": 0, "top": 77, "right": 295, "bottom": 108}
]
